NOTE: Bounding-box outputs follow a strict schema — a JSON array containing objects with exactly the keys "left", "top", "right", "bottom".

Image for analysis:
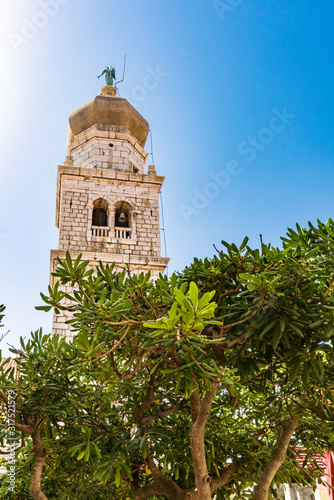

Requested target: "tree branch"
[
  {"left": 14, "top": 422, "right": 35, "bottom": 434},
  {"left": 102, "top": 317, "right": 151, "bottom": 326},
  {"left": 253, "top": 418, "right": 299, "bottom": 500},
  {"left": 134, "top": 372, "right": 157, "bottom": 424},
  {"left": 121, "top": 351, "right": 147, "bottom": 380},
  {"left": 190, "top": 354, "right": 216, "bottom": 380},
  {"left": 190, "top": 381, "right": 200, "bottom": 423},
  {"left": 0, "top": 389, "right": 8, "bottom": 405},
  {"left": 210, "top": 461, "right": 240, "bottom": 493},
  {"left": 222, "top": 293, "right": 265, "bottom": 335},
  {"left": 217, "top": 284, "right": 242, "bottom": 304},
  {"left": 325, "top": 276, "right": 334, "bottom": 297},
  {"left": 141, "top": 401, "right": 186, "bottom": 424},
  {"left": 93, "top": 326, "right": 130, "bottom": 361}
]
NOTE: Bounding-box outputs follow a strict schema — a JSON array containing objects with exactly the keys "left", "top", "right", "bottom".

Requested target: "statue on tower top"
[{"left": 97, "top": 65, "right": 116, "bottom": 86}]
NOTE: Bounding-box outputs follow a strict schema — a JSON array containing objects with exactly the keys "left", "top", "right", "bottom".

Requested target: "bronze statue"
[{"left": 97, "top": 65, "right": 116, "bottom": 86}]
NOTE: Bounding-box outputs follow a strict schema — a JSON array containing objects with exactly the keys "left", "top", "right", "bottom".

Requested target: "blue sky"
[{"left": 1, "top": 0, "right": 334, "bottom": 354}]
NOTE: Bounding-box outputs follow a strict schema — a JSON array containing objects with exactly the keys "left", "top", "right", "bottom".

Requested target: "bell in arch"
[
  {"left": 115, "top": 201, "right": 131, "bottom": 228},
  {"left": 118, "top": 212, "right": 127, "bottom": 223}
]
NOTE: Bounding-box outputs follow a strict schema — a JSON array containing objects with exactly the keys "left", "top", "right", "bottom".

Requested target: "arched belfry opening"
[
  {"left": 115, "top": 201, "right": 131, "bottom": 228},
  {"left": 92, "top": 199, "right": 108, "bottom": 227},
  {"left": 115, "top": 201, "right": 131, "bottom": 238},
  {"left": 91, "top": 199, "right": 109, "bottom": 236}
]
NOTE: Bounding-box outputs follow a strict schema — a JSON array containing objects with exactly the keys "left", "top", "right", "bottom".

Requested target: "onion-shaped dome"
[{"left": 67, "top": 91, "right": 149, "bottom": 147}]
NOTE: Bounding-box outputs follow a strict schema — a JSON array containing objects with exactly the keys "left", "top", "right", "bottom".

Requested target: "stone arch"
[
  {"left": 92, "top": 198, "right": 108, "bottom": 227},
  {"left": 113, "top": 196, "right": 137, "bottom": 212}
]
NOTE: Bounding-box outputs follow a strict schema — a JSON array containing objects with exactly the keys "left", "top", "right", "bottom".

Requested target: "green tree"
[
  {"left": 0, "top": 323, "right": 125, "bottom": 500},
  {"left": 2, "top": 219, "right": 334, "bottom": 499}
]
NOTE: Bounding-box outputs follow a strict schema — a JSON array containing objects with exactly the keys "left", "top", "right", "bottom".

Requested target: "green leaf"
[
  {"left": 77, "top": 449, "right": 86, "bottom": 461},
  {"left": 239, "top": 236, "right": 249, "bottom": 252},
  {"left": 259, "top": 320, "right": 277, "bottom": 339},
  {"left": 238, "top": 273, "right": 255, "bottom": 282},
  {"left": 271, "top": 324, "right": 282, "bottom": 349},
  {"left": 229, "top": 385, "right": 238, "bottom": 397},
  {"left": 288, "top": 322, "right": 304, "bottom": 338},
  {"left": 309, "top": 318, "right": 325, "bottom": 328},
  {"left": 189, "top": 282, "right": 199, "bottom": 306},
  {"left": 84, "top": 445, "right": 90, "bottom": 461},
  {"left": 289, "top": 357, "right": 301, "bottom": 381}
]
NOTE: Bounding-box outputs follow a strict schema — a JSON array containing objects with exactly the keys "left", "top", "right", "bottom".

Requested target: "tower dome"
[
  {"left": 67, "top": 87, "right": 149, "bottom": 147},
  {"left": 64, "top": 84, "right": 150, "bottom": 174}
]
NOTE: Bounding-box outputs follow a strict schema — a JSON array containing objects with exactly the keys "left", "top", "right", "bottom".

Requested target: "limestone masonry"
[{"left": 50, "top": 85, "right": 169, "bottom": 339}]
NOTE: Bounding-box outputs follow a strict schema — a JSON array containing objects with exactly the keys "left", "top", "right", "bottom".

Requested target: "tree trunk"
[
  {"left": 190, "top": 424, "right": 212, "bottom": 500},
  {"left": 253, "top": 419, "right": 299, "bottom": 500},
  {"left": 189, "top": 385, "right": 218, "bottom": 500},
  {"left": 29, "top": 429, "right": 48, "bottom": 500}
]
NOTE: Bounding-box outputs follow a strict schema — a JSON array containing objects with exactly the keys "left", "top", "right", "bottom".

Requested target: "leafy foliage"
[{"left": 2, "top": 220, "right": 334, "bottom": 499}]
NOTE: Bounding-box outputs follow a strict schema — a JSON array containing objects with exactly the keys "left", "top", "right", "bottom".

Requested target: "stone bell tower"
[{"left": 50, "top": 72, "right": 169, "bottom": 339}]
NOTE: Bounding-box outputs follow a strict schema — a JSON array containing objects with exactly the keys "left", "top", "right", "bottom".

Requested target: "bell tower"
[{"left": 50, "top": 71, "right": 169, "bottom": 339}]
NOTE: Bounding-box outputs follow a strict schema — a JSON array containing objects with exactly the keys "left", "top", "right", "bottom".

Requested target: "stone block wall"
[
  {"left": 58, "top": 187, "right": 89, "bottom": 253},
  {"left": 68, "top": 124, "right": 147, "bottom": 174},
  {"left": 56, "top": 167, "right": 162, "bottom": 256}
]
